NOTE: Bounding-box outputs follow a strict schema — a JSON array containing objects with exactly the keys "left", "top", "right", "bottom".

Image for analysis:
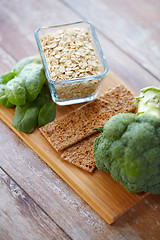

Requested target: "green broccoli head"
[{"left": 93, "top": 113, "right": 160, "bottom": 194}]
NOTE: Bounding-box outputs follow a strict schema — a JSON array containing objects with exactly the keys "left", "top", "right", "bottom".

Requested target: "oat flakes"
[{"left": 40, "top": 28, "right": 103, "bottom": 101}]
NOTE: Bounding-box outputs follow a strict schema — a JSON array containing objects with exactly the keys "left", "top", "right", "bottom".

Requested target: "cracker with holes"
[
  {"left": 39, "top": 85, "right": 136, "bottom": 172},
  {"left": 61, "top": 133, "right": 100, "bottom": 173},
  {"left": 39, "top": 85, "right": 136, "bottom": 153}
]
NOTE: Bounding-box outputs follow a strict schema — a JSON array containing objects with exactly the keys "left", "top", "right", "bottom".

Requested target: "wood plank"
[
  {"left": 0, "top": 168, "right": 71, "bottom": 240},
  {"left": 114, "top": 194, "right": 160, "bottom": 240},
  {"left": 0, "top": 0, "right": 159, "bottom": 94},
  {"left": 1, "top": 120, "right": 160, "bottom": 240},
  {"left": 0, "top": 72, "right": 147, "bottom": 225},
  {"left": 0, "top": 47, "right": 111, "bottom": 240},
  {"left": 0, "top": 0, "right": 160, "bottom": 238},
  {"left": 63, "top": 0, "right": 160, "bottom": 80},
  {"left": 0, "top": 47, "right": 16, "bottom": 73},
  {"left": 1, "top": 119, "right": 112, "bottom": 240}
]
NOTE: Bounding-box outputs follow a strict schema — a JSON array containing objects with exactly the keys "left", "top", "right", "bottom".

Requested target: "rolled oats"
[{"left": 40, "top": 28, "right": 102, "bottom": 101}]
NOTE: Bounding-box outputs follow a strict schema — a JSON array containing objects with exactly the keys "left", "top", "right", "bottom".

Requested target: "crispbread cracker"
[
  {"left": 61, "top": 133, "right": 100, "bottom": 173},
  {"left": 39, "top": 85, "right": 136, "bottom": 152}
]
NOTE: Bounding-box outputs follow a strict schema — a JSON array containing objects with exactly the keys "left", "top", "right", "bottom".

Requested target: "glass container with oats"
[{"left": 35, "top": 21, "right": 109, "bottom": 105}]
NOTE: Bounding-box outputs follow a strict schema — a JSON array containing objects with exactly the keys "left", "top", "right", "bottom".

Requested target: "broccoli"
[{"left": 93, "top": 113, "right": 160, "bottom": 194}]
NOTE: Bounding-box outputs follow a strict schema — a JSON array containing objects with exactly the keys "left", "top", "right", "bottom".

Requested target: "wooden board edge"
[
  {"left": 0, "top": 111, "right": 148, "bottom": 224},
  {"left": 0, "top": 76, "right": 148, "bottom": 224}
]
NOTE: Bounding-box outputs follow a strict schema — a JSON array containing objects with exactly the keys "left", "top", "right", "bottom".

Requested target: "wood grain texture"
[
  {"left": 0, "top": 0, "right": 160, "bottom": 239},
  {"left": 1, "top": 120, "right": 160, "bottom": 240},
  {"left": 0, "top": 119, "right": 113, "bottom": 240},
  {"left": 0, "top": 0, "right": 159, "bottom": 94},
  {"left": 0, "top": 73, "right": 147, "bottom": 225},
  {"left": 63, "top": 0, "right": 160, "bottom": 80},
  {"left": 0, "top": 47, "right": 17, "bottom": 72},
  {"left": 0, "top": 168, "right": 71, "bottom": 240}
]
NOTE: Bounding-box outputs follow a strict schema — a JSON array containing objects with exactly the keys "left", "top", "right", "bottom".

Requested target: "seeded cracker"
[
  {"left": 61, "top": 133, "right": 100, "bottom": 173},
  {"left": 39, "top": 85, "right": 136, "bottom": 152}
]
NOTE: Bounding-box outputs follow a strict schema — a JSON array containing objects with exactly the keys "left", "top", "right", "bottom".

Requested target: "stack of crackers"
[{"left": 39, "top": 85, "right": 136, "bottom": 173}]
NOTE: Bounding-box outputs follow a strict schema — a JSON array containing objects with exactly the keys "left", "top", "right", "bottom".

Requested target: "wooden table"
[{"left": 0, "top": 0, "right": 160, "bottom": 239}]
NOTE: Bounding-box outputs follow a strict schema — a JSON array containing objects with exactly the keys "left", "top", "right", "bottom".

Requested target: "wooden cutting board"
[{"left": 0, "top": 71, "right": 148, "bottom": 224}]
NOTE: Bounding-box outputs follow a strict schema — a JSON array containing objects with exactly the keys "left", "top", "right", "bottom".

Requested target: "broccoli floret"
[
  {"left": 93, "top": 113, "right": 160, "bottom": 194},
  {"left": 93, "top": 136, "right": 111, "bottom": 171}
]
